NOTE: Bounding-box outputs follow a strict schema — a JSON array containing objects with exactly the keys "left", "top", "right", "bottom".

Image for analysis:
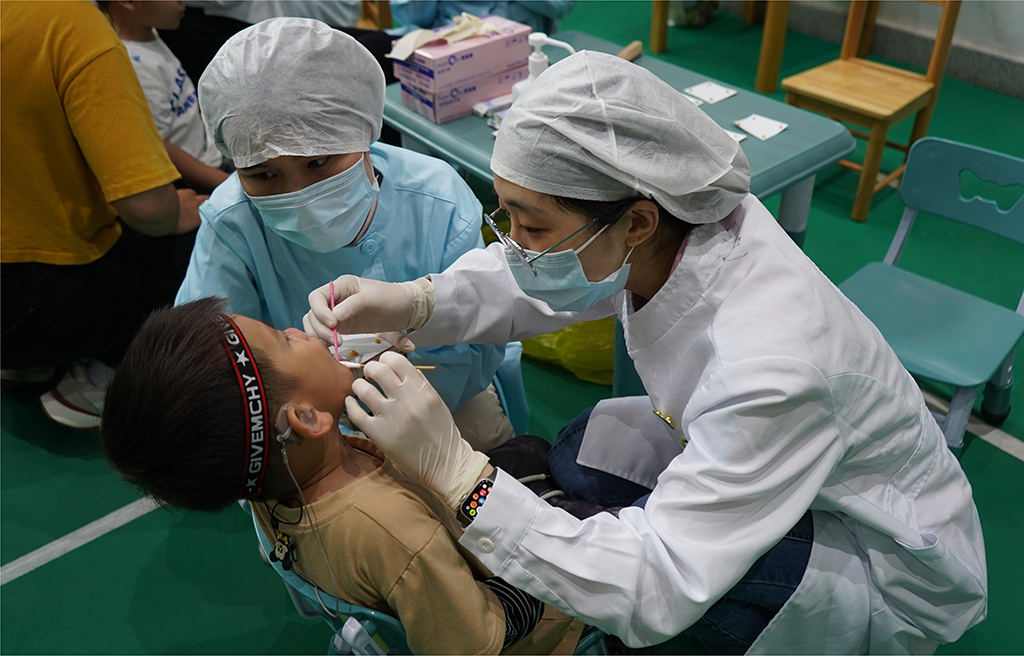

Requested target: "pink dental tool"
[{"left": 329, "top": 280, "right": 340, "bottom": 363}]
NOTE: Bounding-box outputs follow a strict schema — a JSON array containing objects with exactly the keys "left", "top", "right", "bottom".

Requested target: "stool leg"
[
  {"left": 943, "top": 386, "right": 980, "bottom": 453},
  {"left": 981, "top": 353, "right": 1013, "bottom": 425},
  {"left": 777, "top": 174, "right": 815, "bottom": 248},
  {"left": 852, "top": 120, "right": 888, "bottom": 222}
]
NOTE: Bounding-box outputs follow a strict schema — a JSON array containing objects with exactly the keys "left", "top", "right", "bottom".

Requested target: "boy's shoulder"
[
  {"left": 339, "top": 472, "right": 455, "bottom": 560},
  {"left": 288, "top": 469, "right": 459, "bottom": 600}
]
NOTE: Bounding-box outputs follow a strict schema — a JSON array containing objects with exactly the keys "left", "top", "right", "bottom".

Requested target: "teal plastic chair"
[
  {"left": 839, "top": 137, "right": 1024, "bottom": 451},
  {"left": 253, "top": 510, "right": 409, "bottom": 655},
  {"left": 253, "top": 510, "right": 608, "bottom": 655},
  {"left": 494, "top": 341, "right": 531, "bottom": 436}
]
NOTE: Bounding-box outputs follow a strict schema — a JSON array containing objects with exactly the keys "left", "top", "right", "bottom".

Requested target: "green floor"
[{"left": 3, "top": 2, "right": 1023, "bottom": 654}]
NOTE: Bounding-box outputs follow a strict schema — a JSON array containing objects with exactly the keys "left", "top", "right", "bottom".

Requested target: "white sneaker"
[{"left": 39, "top": 368, "right": 105, "bottom": 430}]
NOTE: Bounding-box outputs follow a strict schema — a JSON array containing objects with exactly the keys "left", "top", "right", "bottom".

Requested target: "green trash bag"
[{"left": 522, "top": 316, "right": 616, "bottom": 385}]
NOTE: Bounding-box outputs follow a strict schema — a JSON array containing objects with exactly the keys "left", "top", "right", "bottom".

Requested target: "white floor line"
[
  {"left": 922, "top": 391, "right": 1024, "bottom": 463},
  {"left": 0, "top": 496, "right": 162, "bottom": 586}
]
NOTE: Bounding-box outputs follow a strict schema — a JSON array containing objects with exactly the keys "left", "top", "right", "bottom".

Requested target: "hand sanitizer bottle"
[{"left": 511, "top": 33, "right": 576, "bottom": 103}]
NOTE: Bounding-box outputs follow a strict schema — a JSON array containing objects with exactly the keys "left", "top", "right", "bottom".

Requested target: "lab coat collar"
[{"left": 620, "top": 202, "right": 743, "bottom": 353}]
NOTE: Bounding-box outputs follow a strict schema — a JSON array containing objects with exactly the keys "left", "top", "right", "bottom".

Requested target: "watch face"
[{"left": 462, "top": 479, "right": 493, "bottom": 521}]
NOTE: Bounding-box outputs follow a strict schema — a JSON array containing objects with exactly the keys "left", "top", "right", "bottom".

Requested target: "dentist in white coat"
[{"left": 304, "top": 52, "right": 987, "bottom": 654}]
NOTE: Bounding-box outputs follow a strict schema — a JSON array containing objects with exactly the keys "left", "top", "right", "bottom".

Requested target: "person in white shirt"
[
  {"left": 303, "top": 52, "right": 988, "bottom": 654},
  {"left": 102, "top": 1, "right": 229, "bottom": 192}
]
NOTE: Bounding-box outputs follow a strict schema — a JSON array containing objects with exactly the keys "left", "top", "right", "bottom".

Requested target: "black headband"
[{"left": 216, "top": 314, "right": 269, "bottom": 498}]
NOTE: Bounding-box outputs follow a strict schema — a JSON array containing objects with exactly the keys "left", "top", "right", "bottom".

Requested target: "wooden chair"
[
  {"left": 357, "top": 0, "right": 392, "bottom": 30},
  {"left": 781, "top": 0, "right": 961, "bottom": 222},
  {"left": 650, "top": 0, "right": 669, "bottom": 53}
]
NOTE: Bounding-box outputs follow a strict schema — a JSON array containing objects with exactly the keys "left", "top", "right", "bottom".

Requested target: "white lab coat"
[{"left": 412, "top": 195, "right": 987, "bottom": 653}]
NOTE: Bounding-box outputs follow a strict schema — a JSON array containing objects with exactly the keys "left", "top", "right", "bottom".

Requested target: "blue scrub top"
[
  {"left": 390, "top": 0, "right": 576, "bottom": 34},
  {"left": 175, "top": 142, "right": 504, "bottom": 410}
]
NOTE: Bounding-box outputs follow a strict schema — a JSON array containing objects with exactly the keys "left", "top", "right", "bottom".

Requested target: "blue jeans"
[{"left": 549, "top": 408, "right": 814, "bottom": 654}]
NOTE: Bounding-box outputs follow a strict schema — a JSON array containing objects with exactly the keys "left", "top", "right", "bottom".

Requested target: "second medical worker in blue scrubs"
[{"left": 175, "top": 17, "right": 513, "bottom": 449}]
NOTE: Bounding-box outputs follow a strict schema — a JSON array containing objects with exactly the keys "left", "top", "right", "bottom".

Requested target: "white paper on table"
[
  {"left": 724, "top": 129, "right": 747, "bottom": 142},
  {"left": 682, "top": 94, "right": 704, "bottom": 106},
  {"left": 683, "top": 81, "right": 737, "bottom": 104},
  {"left": 734, "top": 114, "right": 788, "bottom": 140}
]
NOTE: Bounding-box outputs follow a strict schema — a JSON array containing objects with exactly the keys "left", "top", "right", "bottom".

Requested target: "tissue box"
[
  {"left": 401, "top": 66, "right": 528, "bottom": 124},
  {"left": 392, "top": 15, "right": 531, "bottom": 94}
]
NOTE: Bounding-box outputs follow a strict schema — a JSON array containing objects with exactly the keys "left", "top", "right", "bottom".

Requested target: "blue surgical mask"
[
  {"left": 505, "top": 223, "right": 634, "bottom": 312},
  {"left": 246, "top": 156, "right": 379, "bottom": 252}
]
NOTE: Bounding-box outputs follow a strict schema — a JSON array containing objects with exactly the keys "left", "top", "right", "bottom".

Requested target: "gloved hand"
[
  {"left": 304, "top": 276, "right": 435, "bottom": 352},
  {"left": 346, "top": 352, "right": 490, "bottom": 510}
]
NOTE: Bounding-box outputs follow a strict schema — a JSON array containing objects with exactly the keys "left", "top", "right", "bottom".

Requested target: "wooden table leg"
[
  {"left": 650, "top": 0, "right": 670, "bottom": 54},
  {"left": 755, "top": 0, "right": 791, "bottom": 94}
]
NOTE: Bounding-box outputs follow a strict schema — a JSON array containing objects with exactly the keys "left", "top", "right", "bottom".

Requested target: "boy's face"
[
  {"left": 125, "top": 1, "right": 185, "bottom": 31},
  {"left": 231, "top": 316, "right": 355, "bottom": 422}
]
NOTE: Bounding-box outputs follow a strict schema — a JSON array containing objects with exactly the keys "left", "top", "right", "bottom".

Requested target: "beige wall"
[{"left": 793, "top": 1, "right": 1024, "bottom": 63}]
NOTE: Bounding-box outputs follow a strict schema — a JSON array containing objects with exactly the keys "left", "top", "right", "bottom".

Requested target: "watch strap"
[{"left": 458, "top": 476, "right": 494, "bottom": 527}]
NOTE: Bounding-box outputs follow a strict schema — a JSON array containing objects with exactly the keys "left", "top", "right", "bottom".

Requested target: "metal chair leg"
[{"left": 981, "top": 353, "right": 1013, "bottom": 425}]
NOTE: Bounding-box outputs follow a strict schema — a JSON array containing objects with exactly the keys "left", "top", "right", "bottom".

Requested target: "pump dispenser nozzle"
[{"left": 511, "top": 33, "right": 577, "bottom": 103}]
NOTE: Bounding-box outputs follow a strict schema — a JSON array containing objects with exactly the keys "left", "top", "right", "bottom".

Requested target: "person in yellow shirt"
[{"left": 0, "top": 1, "right": 204, "bottom": 430}]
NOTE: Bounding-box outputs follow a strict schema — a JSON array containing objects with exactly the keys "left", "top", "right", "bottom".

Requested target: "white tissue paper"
[
  {"left": 330, "top": 333, "right": 391, "bottom": 364},
  {"left": 387, "top": 13, "right": 498, "bottom": 60}
]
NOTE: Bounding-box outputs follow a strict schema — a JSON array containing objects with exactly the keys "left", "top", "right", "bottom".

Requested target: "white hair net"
[
  {"left": 491, "top": 51, "right": 750, "bottom": 224},
  {"left": 198, "top": 17, "right": 385, "bottom": 168}
]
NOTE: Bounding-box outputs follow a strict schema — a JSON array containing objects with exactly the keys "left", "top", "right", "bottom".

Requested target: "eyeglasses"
[{"left": 483, "top": 207, "right": 599, "bottom": 276}]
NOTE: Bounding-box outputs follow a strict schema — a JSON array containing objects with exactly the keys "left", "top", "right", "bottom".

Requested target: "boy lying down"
[{"left": 100, "top": 298, "right": 590, "bottom": 655}]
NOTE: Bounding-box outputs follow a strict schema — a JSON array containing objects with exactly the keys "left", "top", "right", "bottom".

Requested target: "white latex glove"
[
  {"left": 346, "top": 352, "right": 489, "bottom": 510},
  {"left": 304, "top": 276, "right": 434, "bottom": 352}
]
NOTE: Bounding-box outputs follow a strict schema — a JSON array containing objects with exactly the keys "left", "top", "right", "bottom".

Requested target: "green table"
[
  {"left": 383, "top": 31, "right": 853, "bottom": 245},
  {"left": 383, "top": 31, "right": 855, "bottom": 396}
]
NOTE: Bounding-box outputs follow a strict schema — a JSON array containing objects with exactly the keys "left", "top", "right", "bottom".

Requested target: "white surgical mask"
[
  {"left": 505, "top": 224, "right": 634, "bottom": 312},
  {"left": 246, "top": 156, "right": 379, "bottom": 252}
]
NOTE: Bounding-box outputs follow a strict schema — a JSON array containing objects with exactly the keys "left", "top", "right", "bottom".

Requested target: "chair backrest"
[
  {"left": 252, "top": 512, "right": 411, "bottom": 654},
  {"left": 900, "top": 137, "right": 1024, "bottom": 243},
  {"left": 841, "top": 0, "right": 962, "bottom": 84}
]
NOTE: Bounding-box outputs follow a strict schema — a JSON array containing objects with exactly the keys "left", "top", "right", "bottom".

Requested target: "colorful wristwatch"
[{"left": 458, "top": 476, "right": 495, "bottom": 528}]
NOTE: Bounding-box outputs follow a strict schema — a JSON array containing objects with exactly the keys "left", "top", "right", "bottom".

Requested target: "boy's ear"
[{"left": 286, "top": 404, "right": 334, "bottom": 441}]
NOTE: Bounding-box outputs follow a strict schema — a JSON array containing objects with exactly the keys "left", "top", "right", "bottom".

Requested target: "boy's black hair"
[{"left": 101, "top": 298, "right": 297, "bottom": 512}]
